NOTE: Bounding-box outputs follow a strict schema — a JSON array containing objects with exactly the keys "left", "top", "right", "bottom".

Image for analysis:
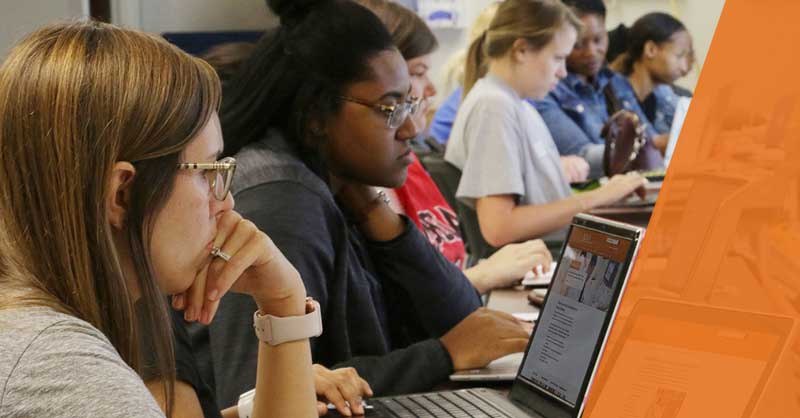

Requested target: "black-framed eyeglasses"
[
  {"left": 339, "top": 95, "right": 423, "bottom": 129},
  {"left": 177, "top": 156, "right": 237, "bottom": 201}
]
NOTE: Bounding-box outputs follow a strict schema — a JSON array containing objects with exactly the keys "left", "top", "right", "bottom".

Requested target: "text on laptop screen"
[{"left": 518, "top": 225, "right": 633, "bottom": 407}]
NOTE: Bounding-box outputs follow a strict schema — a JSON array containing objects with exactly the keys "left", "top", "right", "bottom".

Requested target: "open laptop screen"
[
  {"left": 664, "top": 97, "right": 691, "bottom": 168},
  {"left": 517, "top": 216, "right": 639, "bottom": 409}
]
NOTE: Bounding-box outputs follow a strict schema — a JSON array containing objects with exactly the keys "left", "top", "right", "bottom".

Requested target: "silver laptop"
[
  {"left": 663, "top": 96, "right": 691, "bottom": 168},
  {"left": 348, "top": 214, "right": 644, "bottom": 418}
]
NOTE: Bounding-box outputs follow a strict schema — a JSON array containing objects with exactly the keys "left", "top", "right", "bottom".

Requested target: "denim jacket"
[{"left": 534, "top": 68, "right": 656, "bottom": 177}]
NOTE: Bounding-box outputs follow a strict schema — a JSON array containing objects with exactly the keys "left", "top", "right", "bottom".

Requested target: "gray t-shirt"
[
  {"left": 0, "top": 306, "right": 164, "bottom": 418},
  {"left": 445, "top": 74, "right": 572, "bottom": 208}
]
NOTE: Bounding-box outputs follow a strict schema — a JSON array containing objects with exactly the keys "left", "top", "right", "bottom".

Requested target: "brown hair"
[
  {"left": 355, "top": 0, "right": 438, "bottom": 60},
  {"left": 463, "top": 0, "right": 581, "bottom": 96},
  {"left": 0, "top": 21, "right": 221, "bottom": 416}
]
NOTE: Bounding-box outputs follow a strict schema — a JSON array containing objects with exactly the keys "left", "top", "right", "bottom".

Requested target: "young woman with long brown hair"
[{"left": 0, "top": 21, "right": 316, "bottom": 418}]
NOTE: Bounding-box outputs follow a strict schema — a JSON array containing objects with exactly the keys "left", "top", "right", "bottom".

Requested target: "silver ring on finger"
[{"left": 211, "top": 246, "right": 232, "bottom": 262}]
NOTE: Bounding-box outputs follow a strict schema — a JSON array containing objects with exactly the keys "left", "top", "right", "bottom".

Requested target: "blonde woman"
[
  {"left": 0, "top": 21, "right": 316, "bottom": 417},
  {"left": 445, "top": 0, "right": 646, "bottom": 259}
]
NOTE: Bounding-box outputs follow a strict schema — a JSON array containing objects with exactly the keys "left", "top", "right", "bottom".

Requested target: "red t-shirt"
[{"left": 394, "top": 153, "right": 467, "bottom": 269}]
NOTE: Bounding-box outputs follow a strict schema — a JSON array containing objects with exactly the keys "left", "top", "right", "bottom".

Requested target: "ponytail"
[
  {"left": 462, "top": 0, "right": 581, "bottom": 98},
  {"left": 222, "top": 0, "right": 394, "bottom": 157},
  {"left": 463, "top": 31, "right": 488, "bottom": 97}
]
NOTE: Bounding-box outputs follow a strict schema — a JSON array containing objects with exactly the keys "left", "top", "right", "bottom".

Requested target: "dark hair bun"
[{"left": 267, "top": 0, "right": 333, "bottom": 27}]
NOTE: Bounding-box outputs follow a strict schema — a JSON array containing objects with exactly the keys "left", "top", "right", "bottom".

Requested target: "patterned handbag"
[{"left": 601, "top": 85, "right": 664, "bottom": 176}]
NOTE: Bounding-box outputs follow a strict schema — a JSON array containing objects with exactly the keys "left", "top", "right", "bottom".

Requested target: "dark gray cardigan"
[{"left": 196, "top": 130, "right": 481, "bottom": 407}]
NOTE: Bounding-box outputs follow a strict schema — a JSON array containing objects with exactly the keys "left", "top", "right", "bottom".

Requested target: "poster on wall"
[{"left": 418, "top": 0, "right": 462, "bottom": 28}]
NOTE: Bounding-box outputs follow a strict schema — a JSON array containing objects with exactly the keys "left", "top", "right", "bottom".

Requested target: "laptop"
[
  {"left": 663, "top": 96, "right": 692, "bottom": 168},
  {"left": 589, "top": 298, "right": 794, "bottom": 418},
  {"left": 450, "top": 351, "right": 526, "bottom": 382},
  {"left": 344, "top": 214, "right": 644, "bottom": 417}
]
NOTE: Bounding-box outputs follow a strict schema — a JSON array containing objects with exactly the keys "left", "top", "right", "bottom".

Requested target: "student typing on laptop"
[
  {"left": 444, "top": 0, "right": 646, "bottom": 259},
  {"left": 340, "top": 214, "right": 645, "bottom": 417},
  {"left": 203, "top": 0, "right": 530, "bottom": 409}
]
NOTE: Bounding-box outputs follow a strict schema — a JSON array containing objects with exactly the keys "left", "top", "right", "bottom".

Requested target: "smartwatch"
[{"left": 253, "top": 297, "right": 322, "bottom": 346}]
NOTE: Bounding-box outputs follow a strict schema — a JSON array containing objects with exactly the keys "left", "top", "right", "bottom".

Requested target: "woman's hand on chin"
[{"left": 172, "top": 210, "right": 307, "bottom": 324}]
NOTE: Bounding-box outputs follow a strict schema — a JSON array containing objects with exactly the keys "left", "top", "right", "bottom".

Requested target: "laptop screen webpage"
[{"left": 518, "top": 223, "right": 634, "bottom": 407}]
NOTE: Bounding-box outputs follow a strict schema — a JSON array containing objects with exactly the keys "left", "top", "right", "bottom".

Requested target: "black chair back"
[{"left": 420, "top": 154, "right": 498, "bottom": 265}]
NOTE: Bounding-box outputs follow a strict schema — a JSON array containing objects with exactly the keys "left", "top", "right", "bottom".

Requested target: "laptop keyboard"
[{"left": 372, "top": 389, "right": 513, "bottom": 417}]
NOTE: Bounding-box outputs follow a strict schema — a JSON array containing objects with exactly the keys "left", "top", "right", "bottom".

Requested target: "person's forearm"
[
  {"left": 251, "top": 340, "right": 316, "bottom": 418},
  {"left": 463, "top": 263, "right": 491, "bottom": 294},
  {"left": 479, "top": 196, "right": 591, "bottom": 247},
  {"left": 252, "top": 298, "right": 316, "bottom": 418}
]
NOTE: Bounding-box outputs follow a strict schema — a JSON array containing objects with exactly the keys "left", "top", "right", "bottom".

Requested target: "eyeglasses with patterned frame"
[{"left": 176, "top": 156, "right": 237, "bottom": 201}]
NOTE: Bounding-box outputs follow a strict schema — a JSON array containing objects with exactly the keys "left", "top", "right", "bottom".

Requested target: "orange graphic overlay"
[{"left": 584, "top": 1, "right": 800, "bottom": 417}]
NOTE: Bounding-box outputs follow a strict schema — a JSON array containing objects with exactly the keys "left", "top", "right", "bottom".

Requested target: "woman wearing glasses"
[
  {"left": 357, "top": 0, "right": 555, "bottom": 295},
  {"left": 0, "top": 21, "right": 317, "bottom": 417},
  {"left": 208, "top": 0, "right": 530, "bottom": 407}
]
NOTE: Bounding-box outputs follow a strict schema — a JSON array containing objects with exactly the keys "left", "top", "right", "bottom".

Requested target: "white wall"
[
  {"left": 111, "top": 0, "right": 276, "bottom": 32},
  {"left": 112, "top": 0, "right": 725, "bottom": 96},
  {"left": 0, "top": 0, "right": 88, "bottom": 58},
  {"left": 426, "top": 0, "right": 497, "bottom": 104}
]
